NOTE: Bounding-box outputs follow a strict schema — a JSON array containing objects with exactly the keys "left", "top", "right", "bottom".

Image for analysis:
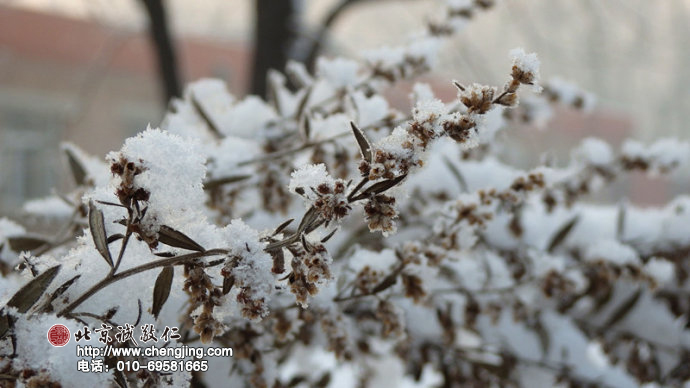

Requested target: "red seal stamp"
[{"left": 47, "top": 324, "right": 70, "bottom": 347}]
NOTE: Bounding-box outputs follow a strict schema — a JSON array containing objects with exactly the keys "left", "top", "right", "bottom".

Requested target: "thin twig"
[
  {"left": 237, "top": 117, "right": 408, "bottom": 166},
  {"left": 57, "top": 249, "right": 227, "bottom": 317},
  {"left": 111, "top": 205, "right": 135, "bottom": 275}
]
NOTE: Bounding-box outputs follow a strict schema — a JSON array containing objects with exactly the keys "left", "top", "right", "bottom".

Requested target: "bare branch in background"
[{"left": 303, "top": 0, "right": 364, "bottom": 71}]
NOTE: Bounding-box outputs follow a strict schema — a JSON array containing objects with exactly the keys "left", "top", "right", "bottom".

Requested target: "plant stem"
[
  {"left": 110, "top": 232, "right": 131, "bottom": 276},
  {"left": 57, "top": 249, "right": 227, "bottom": 317},
  {"left": 347, "top": 177, "right": 368, "bottom": 202},
  {"left": 237, "top": 118, "right": 408, "bottom": 166}
]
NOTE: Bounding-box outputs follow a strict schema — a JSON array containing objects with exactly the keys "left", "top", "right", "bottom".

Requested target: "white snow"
[
  {"left": 107, "top": 127, "right": 207, "bottom": 229},
  {"left": 218, "top": 96, "right": 277, "bottom": 139},
  {"left": 447, "top": 0, "right": 473, "bottom": 11},
  {"left": 288, "top": 164, "right": 333, "bottom": 201},
  {"left": 573, "top": 137, "right": 614, "bottom": 166},
  {"left": 316, "top": 57, "right": 360, "bottom": 88},
  {"left": 510, "top": 47, "right": 541, "bottom": 87},
  {"left": 622, "top": 138, "right": 690, "bottom": 173},
  {"left": 220, "top": 219, "right": 274, "bottom": 317},
  {"left": 546, "top": 77, "right": 596, "bottom": 111},
  {"left": 23, "top": 196, "right": 74, "bottom": 218},
  {"left": 644, "top": 257, "right": 675, "bottom": 285},
  {"left": 584, "top": 240, "right": 640, "bottom": 266},
  {"left": 352, "top": 91, "right": 389, "bottom": 128},
  {"left": 586, "top": 341, "right": 610, "bottom": 369}
]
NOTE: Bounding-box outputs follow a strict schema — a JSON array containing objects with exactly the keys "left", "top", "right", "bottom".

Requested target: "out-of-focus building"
[
  {"left": 1, "top": 0, "right": 687, "bottom": 216},
  {"left": 0, "top": 6, "right": 250, "bottom": 214}
]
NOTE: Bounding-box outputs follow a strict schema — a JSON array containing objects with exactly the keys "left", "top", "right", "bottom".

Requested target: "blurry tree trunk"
[
  {"left": 251, "top": 0, "right": 298, "bottom": 97},
  {"left": 141, "top": 0, "right": 182, "bottom": 105}
]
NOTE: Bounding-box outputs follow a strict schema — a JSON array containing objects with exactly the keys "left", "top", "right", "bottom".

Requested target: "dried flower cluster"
[
  {"left": 185, "top": 261, "right": 223, "bottom": 343},
  {"left": 0, "top": 1, "right": 689, "bottom": 388},
  {"left": 287, "top": 240, "right": 333, "bottom": 308}
]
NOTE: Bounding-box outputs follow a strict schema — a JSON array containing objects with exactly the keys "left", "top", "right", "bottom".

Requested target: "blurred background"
[{"left": 1, "top": 0, "right": 688, "bottom": 216}]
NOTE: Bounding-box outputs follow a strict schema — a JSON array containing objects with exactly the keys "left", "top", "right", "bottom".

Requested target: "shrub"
[{"left": 1, "top": 1, "right": 688, "bottom": 387}]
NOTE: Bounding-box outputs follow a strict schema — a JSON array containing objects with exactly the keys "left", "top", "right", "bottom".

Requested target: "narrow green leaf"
[
  {"left": 266, "top": 69, "right": 284, "bottom": 116},
  {"left": 547, "top": 216, "right": 579, "bottom": 253},
  {"left": 0, "top": 314, "right": 11, "bottom": 340},
  {"left": 158, "top": 225, "right": 205, "bottom": 252},
  {"left": 151, "top": 266, "right": 174, "bottom": 319},
  {"left": 265, "top": 236, "right": 298, "bottom": 251},
  {"left": 352, "top": 174, "right": 407, "bottom": 201},
  {"left": 7, "top": 236, "right": 49, "bottom": 252},
  {"left": 64, "top": 147, "right": 87, "bottom": 186},
  {"left": 616, "top": 202, "right": 626, "bottom": 241},
  {"left": 89, "top": 201, "right": 113, "bottom": 268},
  {"left": 44, "top": 275, "right": 81, "bottom": 311},
  {"left": 350, "top": 121, "right": 372, "bottom": 163},
  {"left": 321, "top": 228, "right": 338, "bottom": 243},
  {"left": 604, "top": 289, "right": 642, "bottom": 328},
  {"left": 304, "top": 218, "right": 325, "bottom": 235},
  {"left": 273, "top": 219, "right": 294, "bottom": 236},
  {"left": 299, "top": 114, "right": 312, "bottom": 142},
  {"left": 191, "top": 92, "right": 221, "bottom": 138},
  {"left": 222, "top": 275, "right": 235, "bottom": 295},
  {"left": 297, "top": 206, "right": 318, "bottom": 235},
  {"left": 6, "top": 265, "right": 61, "bottom": 313},
  {"left": 295, "top": 85, "right": 313, "bottom": 122}
]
